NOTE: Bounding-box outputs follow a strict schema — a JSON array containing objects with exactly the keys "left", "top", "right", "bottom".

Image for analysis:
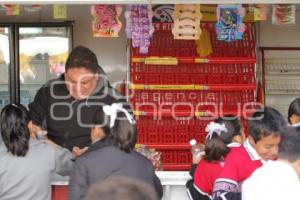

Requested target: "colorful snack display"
[
  {"left": 125, "top": 5, "right": 154, "bottom": 54},
  {"left": 91, "top": 5, "right": 122, "bottom": 37},
  {"left": 272, "top": 4, "right": 295, "bottom": 26},
  {"left": 216, "top": 5, "right": 245, "bottom": 42},
  {"left": 172, "top": 4, "right": 202, "bottom": 40}
]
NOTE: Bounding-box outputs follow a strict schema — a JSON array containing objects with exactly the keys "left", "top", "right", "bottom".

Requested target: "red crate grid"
[
  {"left": 136, "top": 116, "right": 250, "bottom": 169},
  {"left": 160, "top": 150, "right": 191, "bottom": 167},
  {"left": 131, "top": 22, "right": 255, "bottom": 58},
  {"left": 131, "top": 90, "right": 255, "bottom": 112},
  {"left": 137, "top": 117, "right": 209, "bottom": 144},
  {"left": 130, "top": 22, "right": 256, "bottom": 170},
  {"left": 130, "top": 63, "right": 255, "bottom": 85},
  {"left": 131, "top": 63, "right": 254, "bottom": 75}
]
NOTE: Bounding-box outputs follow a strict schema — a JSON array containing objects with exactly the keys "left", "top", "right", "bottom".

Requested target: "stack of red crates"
[{"left": 129, "top": 22, "right": 257, "bottom": 170}]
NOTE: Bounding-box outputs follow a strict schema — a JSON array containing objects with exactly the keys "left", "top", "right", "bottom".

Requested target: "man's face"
[
  {"left": 249, "top": 133, "right": 281, "bottom": 161},
  {"left": 65, "top": 68, "right": 99, "bottom": 100}
]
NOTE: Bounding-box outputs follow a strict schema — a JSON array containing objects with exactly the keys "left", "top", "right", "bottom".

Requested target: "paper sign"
[
  {"left": 53, "top": 5, "right": 67, "bottom": 19},
  {"left": 91, "top": 5, "right": 122, "bottom": 37},
  {"left": 216, "top": 5, "right": 246, "bottom": 42},
  {"left": 3, "top": 4, "right": 20, "bottom": 16},
  {"left": 272, "top": 4, "right": 295, "bottom": 26},
  {"left": 253, "top": 4, "right": 268, "bottom": 21}
]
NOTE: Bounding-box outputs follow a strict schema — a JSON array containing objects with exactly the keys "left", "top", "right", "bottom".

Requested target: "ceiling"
[{"left": 1, "top": 0, "right": 300, "bottom": 4}]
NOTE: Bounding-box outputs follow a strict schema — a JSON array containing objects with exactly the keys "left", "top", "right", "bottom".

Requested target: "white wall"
[
  {"left": 259, "top": 11, "right": 300, "bottom": 47},
  {"left": 259, "top": 10, "right": 300, "bottom": 119},
  {"left": 0, "top": 5, "right": 128, "bottom": 84}
]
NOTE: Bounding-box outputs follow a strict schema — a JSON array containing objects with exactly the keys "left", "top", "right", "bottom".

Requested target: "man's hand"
[{"left": 72, "top": 146, "right": 88, "bottom": 157}]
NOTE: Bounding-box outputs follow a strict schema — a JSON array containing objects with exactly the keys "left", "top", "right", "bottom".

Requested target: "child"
[
  {"left": 242, "top": 127, "right": 300, "bottom": 200},
  {"left": 0, "top": 104, "right": 73, "bottom": 200},
  {"left": 186, "top": 116, "right": 244, "bottom": 200},
  {"left": 288, "top": 98, "right": 300, "bottom": 126},
  {"left": 68, "top": 103, "right": 163, "bottom": 200},
  {"left": 212, "top": 107, "right": 286, "bottom": 200}
]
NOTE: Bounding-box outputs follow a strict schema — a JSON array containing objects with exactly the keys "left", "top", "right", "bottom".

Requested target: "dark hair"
[
  {"left": 215, "top": 116, "right": 242, "bottom": 144},
  {"left": 92, "top": 108, "right": 111, "bottom": 138},
  {"left": 204, "top": 116, "right": 242, "bottom": 162},
  {"left": 92, "top": 106, "right": 137, "bottom": 153},
  {"left": 249, "top": 107, "right": 286, "bottom": 143},
  {"left": 65, "top": 45, "right": 104, "bottom": 74},
  {"left": 84, "top": 176, "right": 158, "bottom": 200},
  {"left": 278, "top": 127, "right": 300, "bottom": 162},
  {"left": 0, "top": 104, "right": 30, "bottom": 157},
  {"left": 288, "top": 98, "right": 300, "bottom": 123}
]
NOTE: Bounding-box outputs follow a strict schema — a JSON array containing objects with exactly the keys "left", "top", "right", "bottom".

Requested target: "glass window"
[
  {"left": 0, "top": 27, "right": 10, "bottom": 111},
  {"left": 19, "top": 26, "right": 71, "bottom": 106}
]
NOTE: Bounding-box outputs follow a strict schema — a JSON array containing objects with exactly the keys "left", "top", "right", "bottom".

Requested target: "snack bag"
[
  {"left": 91, "top": 5, "right": 122, "bottom": 37},
  {"left": 216, "top": 5, "right": 245, "bottom": 42}
]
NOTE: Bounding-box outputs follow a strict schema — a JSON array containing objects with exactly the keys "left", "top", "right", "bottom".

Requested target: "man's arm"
[{"left": 28, "top": 86, "right": 49, "bottom": 131}]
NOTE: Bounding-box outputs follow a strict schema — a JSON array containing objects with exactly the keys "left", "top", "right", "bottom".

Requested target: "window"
[{"left": 0, "top": 22, "right": 73, "bottom": 108}]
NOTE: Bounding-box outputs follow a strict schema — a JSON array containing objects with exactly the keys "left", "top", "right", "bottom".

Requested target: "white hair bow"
[
  {"left": 205, "top": 121, "right": 228, "bottom": 140},
  {"left": 103, "top": 103, "right": 135, "bottom": 128}
]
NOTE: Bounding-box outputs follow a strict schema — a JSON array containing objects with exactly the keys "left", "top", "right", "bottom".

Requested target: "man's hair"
[
  {"left": 279, "top": 127, "right": 300, "bottom": 162},
  {"left": 84, "top": 176, "right": 158, "bottom": 200},
  {"left": 288, "top": 98, "right": 300, "bottom": 123},
  {"left": 65, "top": 45, "right": 104, "bottom": 74},
  {"left": 249, "top": 107, "right": 286, "bottom": 143},
  {"left": 0, "top": 104, "right": 30, "bottom": 157}
]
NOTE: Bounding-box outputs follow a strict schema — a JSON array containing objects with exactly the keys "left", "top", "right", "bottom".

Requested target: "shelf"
[
  {"left": 132, "top": 56, "right": 256, "bottom": 65},
  {"left": 129, "top": 84, "right": 256, "bottom": 91},
  {"left": 162, "top": 164, "right": 190, "bottom": 171},
  {"left": 266, "top": 91, "right": 300, "bottom": 95},
  {"left": 145, "top": 144, "right": 190, "bottom": 150},
  {"left": 134, "top": 110, "right": 256, "bottom": 117},
  {"left": 266, "top": 72, "right": 300, "bottom": 75}
]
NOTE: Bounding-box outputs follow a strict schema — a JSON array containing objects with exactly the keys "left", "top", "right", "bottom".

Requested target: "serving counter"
[{"left": 51, "top": 171, "right": 191, "bottom": 200}]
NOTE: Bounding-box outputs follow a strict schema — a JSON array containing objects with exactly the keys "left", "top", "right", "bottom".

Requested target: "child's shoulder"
[{"left": 226, "top": 146, "right": 248, "bottom": 160}]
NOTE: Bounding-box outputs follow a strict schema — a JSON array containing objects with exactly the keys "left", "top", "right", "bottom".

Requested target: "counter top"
[{"left": 51, "top": 171, "right": 191, "bottom": 186}]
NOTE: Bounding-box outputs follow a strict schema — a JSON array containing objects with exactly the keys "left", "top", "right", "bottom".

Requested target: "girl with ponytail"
[
  {"left": 1, "top": 104, "right": 30, "bottom": 156},
  {"left": 0, "top": 104, "right": 73, "bottom": 200},
  {"left": 187, "top": 116, "right": 244, "bottom": 200}
]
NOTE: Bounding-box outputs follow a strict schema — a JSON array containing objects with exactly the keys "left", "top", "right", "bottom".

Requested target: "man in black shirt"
[{"left": 29, "top": 46, "right": 128, "bottom": 152}]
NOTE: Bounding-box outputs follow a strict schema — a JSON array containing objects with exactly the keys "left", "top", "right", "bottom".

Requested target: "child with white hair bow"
[
  {"left": 89, "top": 102, "right": 137, "bottom": 152},
  {"left": 68, "top": 103, "right": 163, "bottom": 200},
  {"left": 186, "top": 116, "right": 244, "bottom": 200}
]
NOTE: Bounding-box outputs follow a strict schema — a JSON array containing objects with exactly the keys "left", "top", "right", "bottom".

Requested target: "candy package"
[
  {"left": 172, "top": 4, "right": 202, "bottom": 40},
  {"left": 135, "top": 144, "right": 163, "bottom": 170},
  {"left": 91, "top": 5, "right": 122, "bottom": 37},
  {"left": 125, "top": 5, "right": 154, "bottom": 54},
  {"left": 272, "top": 4, "right": 295, "bottom": 26},
  {"left": 216, "top": 5, "right": 245, "bottom": 42}
]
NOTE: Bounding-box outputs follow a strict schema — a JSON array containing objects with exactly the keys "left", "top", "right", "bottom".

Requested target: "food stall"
[{"left": 0, "top": 1, "right": 299, "bottom": 200}]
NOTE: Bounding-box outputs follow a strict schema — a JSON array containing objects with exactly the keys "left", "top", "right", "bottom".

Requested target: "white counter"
[
  {"left": 156, "top": 171, "right": 191, "bottom": 200},
  {"left": 52, "top": 171, "right": 191, "bottom": 200}
]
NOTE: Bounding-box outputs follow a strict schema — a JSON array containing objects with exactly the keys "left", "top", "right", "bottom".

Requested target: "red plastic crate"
[
  {"left": 159, "top": 150, "right": 191, "bottom": 166},
  {"left": 131, "top": 22, "right": 255, "bottom": 58},
  {"left": 130, "top": 22, "right": 257, "bottom": 171},
  {"left": 137, "top": 117, "right": 209, "bottom": 144},
  {"left": 131, "top": 90, "right": 255, "bottom": 112},
  {"left": 130, "top": 63, "right": 255, "bottom": 85},
  {"left": 136, "top": 115, "right": 253, "bottom": 170}
]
